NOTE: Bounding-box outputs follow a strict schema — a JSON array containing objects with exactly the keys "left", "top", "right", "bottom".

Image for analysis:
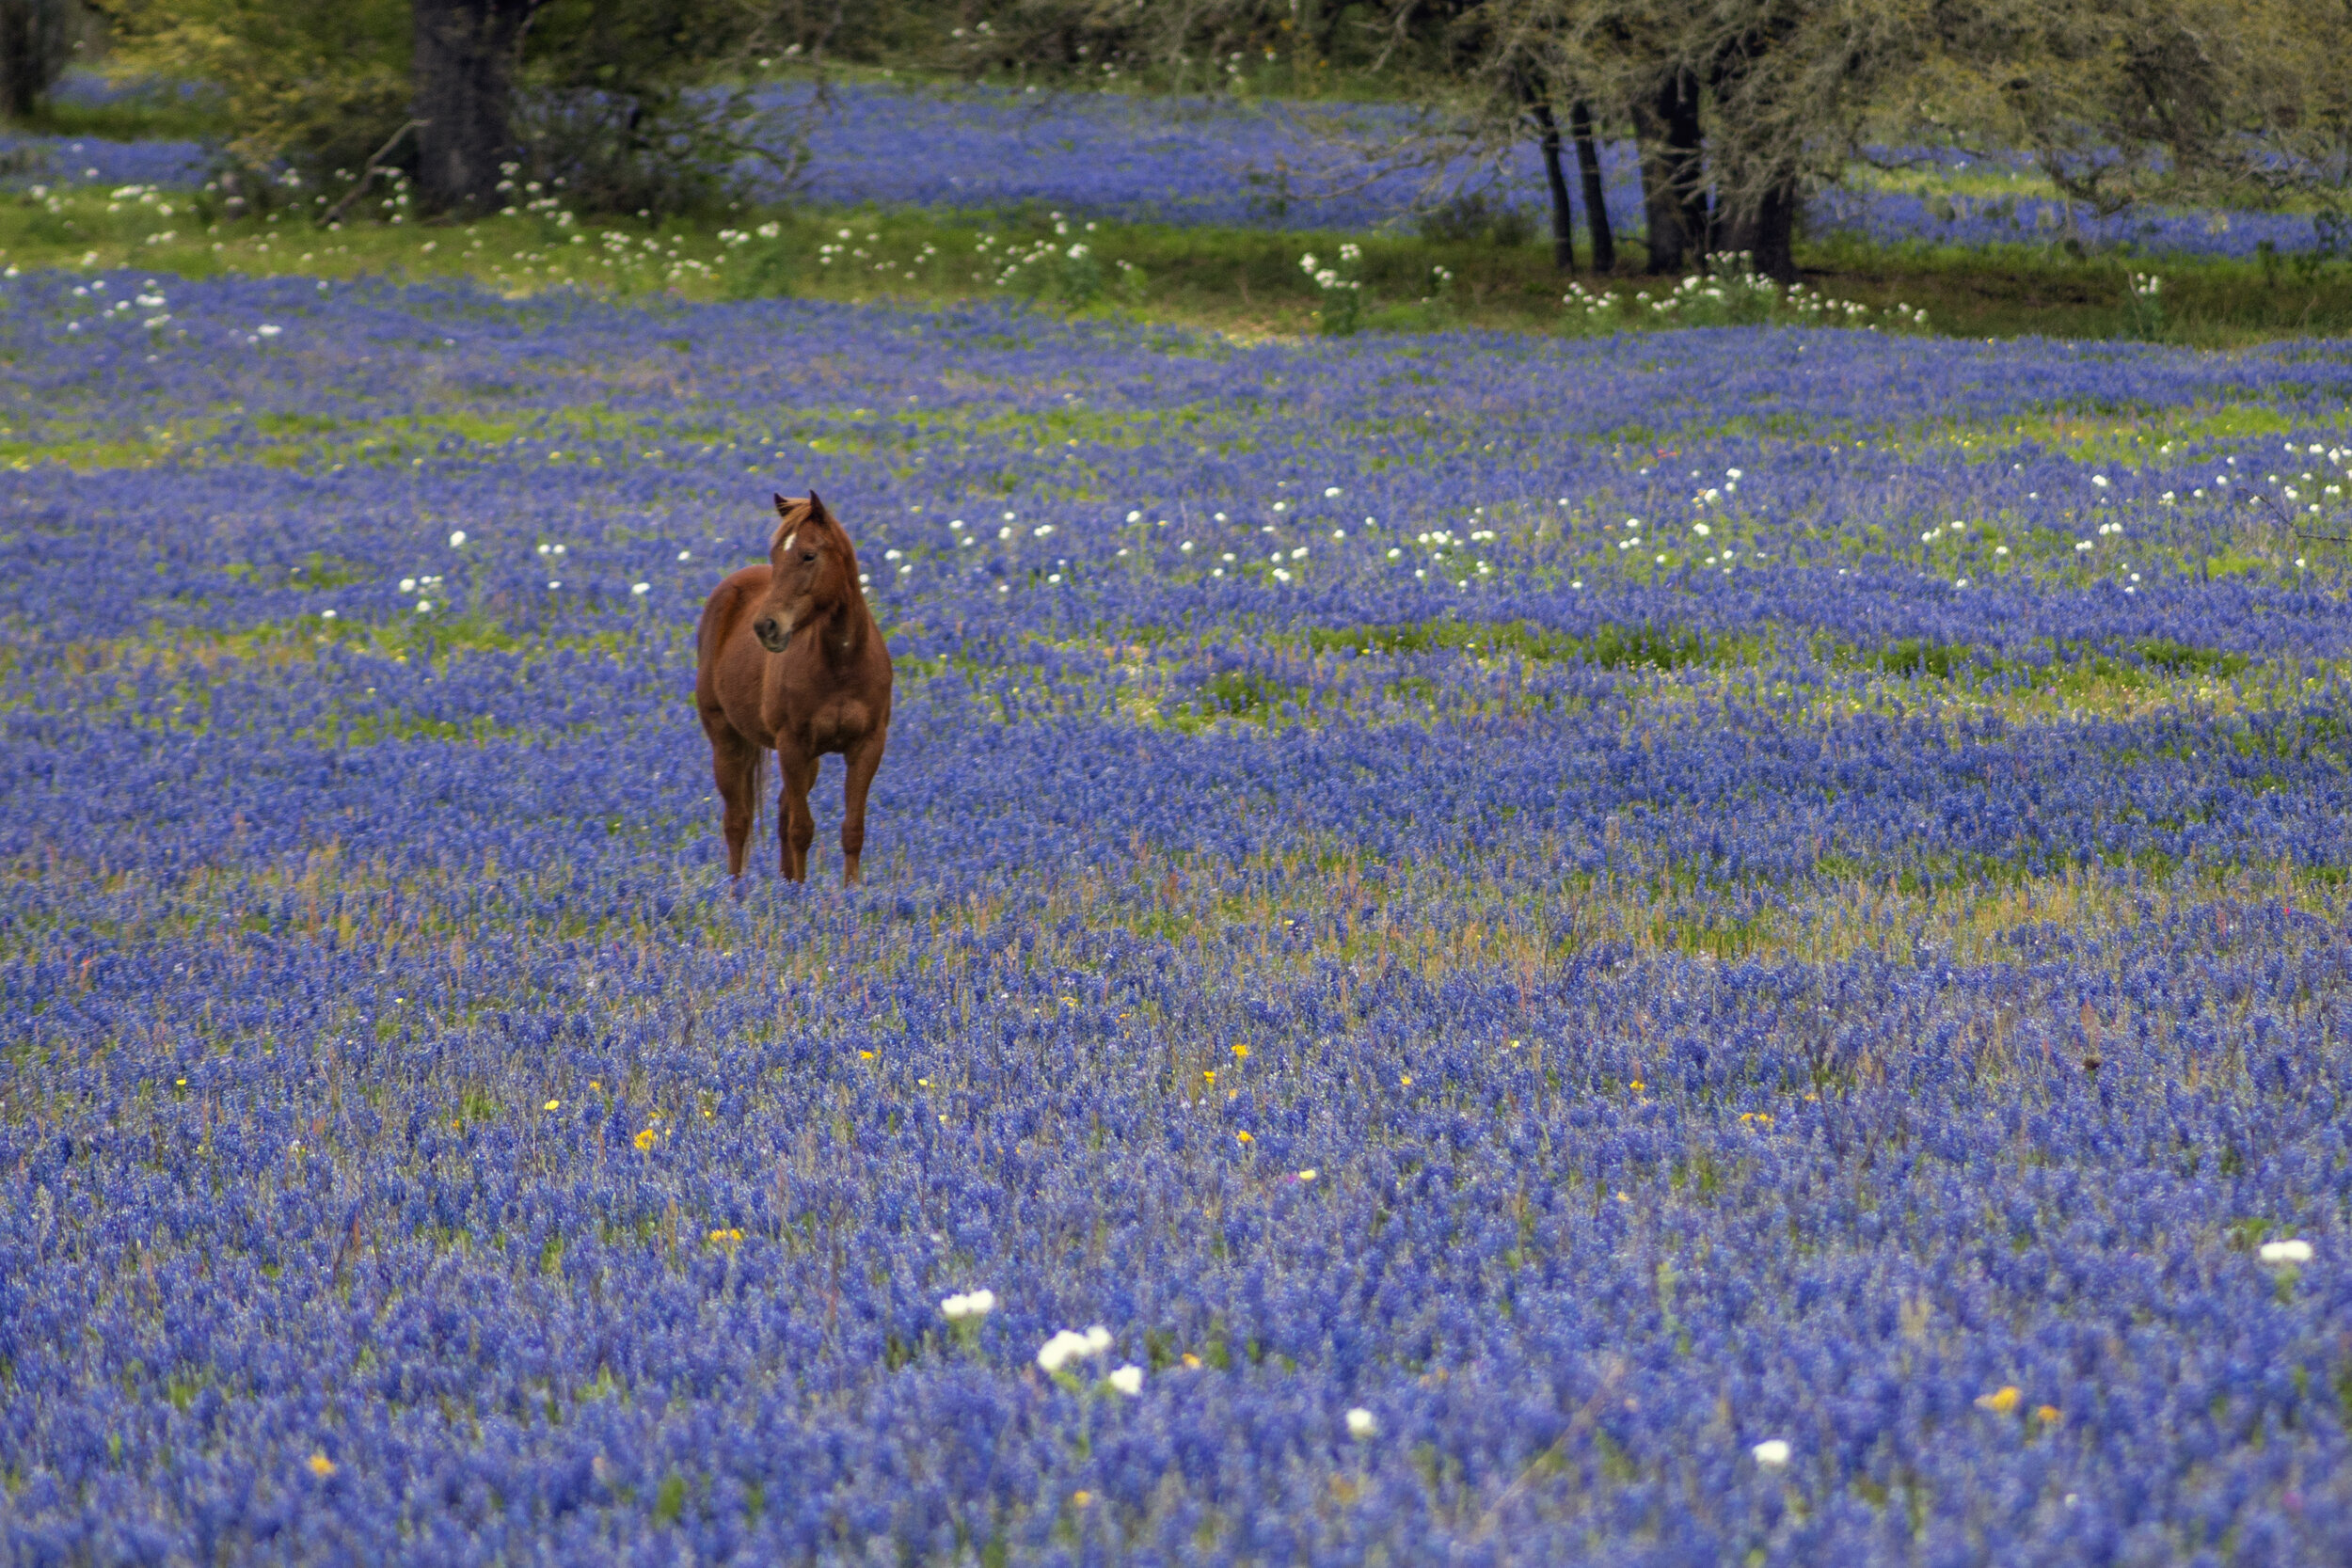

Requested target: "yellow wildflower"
[
  {"left": 633, "top": 1128, "right": 659, "bottom": 1152},
  {"left": 1976, "top": 1386, "right": 2022, "bottom": 1415},
  {"left": 543, "top": 1100, "right": 560, "bottom": 1112},
  {"left": 307, "top": 1453, "right": 337, "bottom": 1479},
  {"left": 1072, "top": 1491, "right": 1093, "bottom": 1509},
  {"left": 1236, "top": 1131, "right": 1253, "bottom": 1144},
  {"left": 1232, "top": 1044, "right": 1249, "bottom": 1059},
  {"left": 2034, "top": 1404, "right": 2061, "bottom": 1424}
]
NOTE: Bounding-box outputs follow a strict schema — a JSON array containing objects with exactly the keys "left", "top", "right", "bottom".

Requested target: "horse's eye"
[{"left": 800, "top": 550, "right": 817, "bottom": 563}]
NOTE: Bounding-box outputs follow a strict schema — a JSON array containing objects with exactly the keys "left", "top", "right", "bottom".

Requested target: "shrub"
[{"left": 1417, "top": 189, "right": 1534, "bottom": 247}]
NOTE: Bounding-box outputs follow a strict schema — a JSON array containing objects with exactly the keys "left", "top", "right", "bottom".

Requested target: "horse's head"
[{"left": 754, "top": 492, "right": 861, "bottom": 652}]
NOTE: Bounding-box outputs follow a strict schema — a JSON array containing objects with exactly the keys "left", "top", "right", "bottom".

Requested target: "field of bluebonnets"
[
  {"left": 10, "top": 110, "right": 2352, "bottom": 1560},
  {"left": 2, "top": 71, "right": 2336, "bottom": 260},
  {"left": 11, "top": 266, "right": 2352, "bottom": 1566}
]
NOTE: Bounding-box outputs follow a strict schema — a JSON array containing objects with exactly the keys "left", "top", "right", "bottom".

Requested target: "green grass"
[
  {"left": 1302, "top": 617, "right": 1741, "bottom": 671},
  {"left": 8, "top": 82, "right": 230, "bottom": 143},
  {"left": 7, "top": 181, "right": 2352, "bottom": 348}
]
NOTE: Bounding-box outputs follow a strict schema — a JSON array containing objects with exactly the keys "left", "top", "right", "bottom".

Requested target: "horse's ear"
[
  {"left": 806, "top": 491, "right": 834, "bottom": 528},
  {"left": 770, "top": 493, "right": 796, "bottom": 550}
]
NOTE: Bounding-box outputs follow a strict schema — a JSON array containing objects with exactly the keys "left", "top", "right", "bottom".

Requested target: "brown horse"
[{"left": 695, "top": 494, "right": 893, "bottom": 883}]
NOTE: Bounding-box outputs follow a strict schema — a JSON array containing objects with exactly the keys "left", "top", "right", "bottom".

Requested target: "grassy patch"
[
  {"left": 1168, "top": 669, "right": 1309, "bottom": 728},
  {"left": 0, "top": 403, "right": 739, "bottom": 476},
  {"left": 8, "top": 82, "right": 230, "bottom": 143},
  {"left": 8, "top": 182, "right": 2352, "bottom": 347},
  {"left": 1008, "top": 836, "right": 2352, "bottom": 981},
  {"left": 1303, "top": 617, "right": 1738, "bottom": 671}
]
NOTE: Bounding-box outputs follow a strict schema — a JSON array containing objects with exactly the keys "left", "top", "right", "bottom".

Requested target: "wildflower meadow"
[
  {"left": 5, "top": 75, "right": 2342, "bottom": 261},
  {"left": 6, "top": 247, "right": 2352, "bottom": 1564}
]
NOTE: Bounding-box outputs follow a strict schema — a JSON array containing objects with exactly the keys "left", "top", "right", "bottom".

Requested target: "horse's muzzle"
[{"left": 753, "top": 615, "right": 789, "bottom": 652}]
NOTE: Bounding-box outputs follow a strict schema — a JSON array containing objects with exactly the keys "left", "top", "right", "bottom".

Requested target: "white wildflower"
[{"left": 1037, "top": 1324, "right": 1112, "bottom": 1372}]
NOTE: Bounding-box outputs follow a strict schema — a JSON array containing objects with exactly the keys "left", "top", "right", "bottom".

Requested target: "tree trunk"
[
  {"left": 1707, "top": 122, "right": 1800, "bottom": 281},
  {"left": 1630, "top": 67, "right": 1706, "bottom": 275},
  {"left": 1530, "top": 99, "right": 1577, "bottom": 273},
  {"left": 1570, "top": 99, "right": 1614, "bottom": 274},
  {"left": 0, "top": 0, "right": 72, "bottom": 121},
  {"left": 413, "top": 0, "right": 538, "bottom": 214},
  {"left": 0, "top": 5, "right": 34, "bottom": 121},
  {"left": 1742, "top": 174, "right": 1799, "bottom": 283}
]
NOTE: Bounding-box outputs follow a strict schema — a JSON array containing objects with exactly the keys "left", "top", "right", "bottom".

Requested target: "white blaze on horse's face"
[
  {"left": 774, "top": 531, "right": 803, "bottom": 638},
  {"left": 755, "top": 507, "right": 831, "bottom": 652}
]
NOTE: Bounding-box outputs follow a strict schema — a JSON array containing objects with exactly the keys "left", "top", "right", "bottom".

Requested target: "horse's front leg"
[
  {"left": 778, "top": 748, "right": 819, "bottom": 882},
  {"left": 839, "top": 728, "right": 888, "bottom": 887}
]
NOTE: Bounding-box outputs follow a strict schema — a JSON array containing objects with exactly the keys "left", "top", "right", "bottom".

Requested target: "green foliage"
[
  {"left": 723, "top": 235, "right": 799, "bottom": 299},
  {"left": 1307, "top": 619, "right": 1724, "bottom": 672},
  {"left": 104, "top": 0, "right": 412, "bottom": 201},
  {"left": 977, "top": 218, "right": 1109, "bottom": 310},
  {"left": 1864, "top": 639, "right": 1980, "bottom": 680},
  {"left": 1416, "top": 190, "right": 1534, "bottom": 248},
  {"left": 1301, "top": 241, "right": 1363, "bottom": 336},
  {"left": 2122, "top": 270, "right": 2166, "bottom": 341},
  {"left": 511, "top": 1, "right": 804, "bottom": 218},
  {"left": 103, "top": 0, "right": 803, "bottom": 220},
  {"left": 2134, "top": 639, "right": 2249, "bottom": 679},
  {"left": 1173, "top": 671, "right": 1306, "bottom": 727}
]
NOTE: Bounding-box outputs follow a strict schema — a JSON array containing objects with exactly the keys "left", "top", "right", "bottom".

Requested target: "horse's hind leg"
[
  {"left": 839, "top": 729, "right": 888, "bottom": 887},
  {"left": 704, "top": 720, "right": 762, "bottom": 878},
  {"left": 778, "top": 751, "right": 819, "bottom": 881}
]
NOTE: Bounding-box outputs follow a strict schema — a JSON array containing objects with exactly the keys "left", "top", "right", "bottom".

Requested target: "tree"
[
  {"left": 1899, "top": 0, "right": 2330, "bottom": 215},
  {"left": 1569, "top": 96, "right": 1614, "bottom": 270},
  {"left": 0, "top": 0, "right": 82, "bottom": 119},
  {"left": 413, "top": 0, "right": 541, "bottom": 214},
  {"left": 941, "top": 0, "right": 1276, "bottom": 94},
  {"left": 514, "top": 0, "right": 799, "bottom": 216},
  {"left": 1628, "top": 59, "right": 1702, "bottom": 273},
  {"left": 1363, "top": 0, "right": 1624, "bottom": 273},
  {"left": 102, "top": 0, "right": 799, "bottom": 218},
  {"left": 98, "top": 0, "right": 412, "bottom": 196},
  {"left": 1526, "top": 89, "right": 1578, "bottom": 268}
]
